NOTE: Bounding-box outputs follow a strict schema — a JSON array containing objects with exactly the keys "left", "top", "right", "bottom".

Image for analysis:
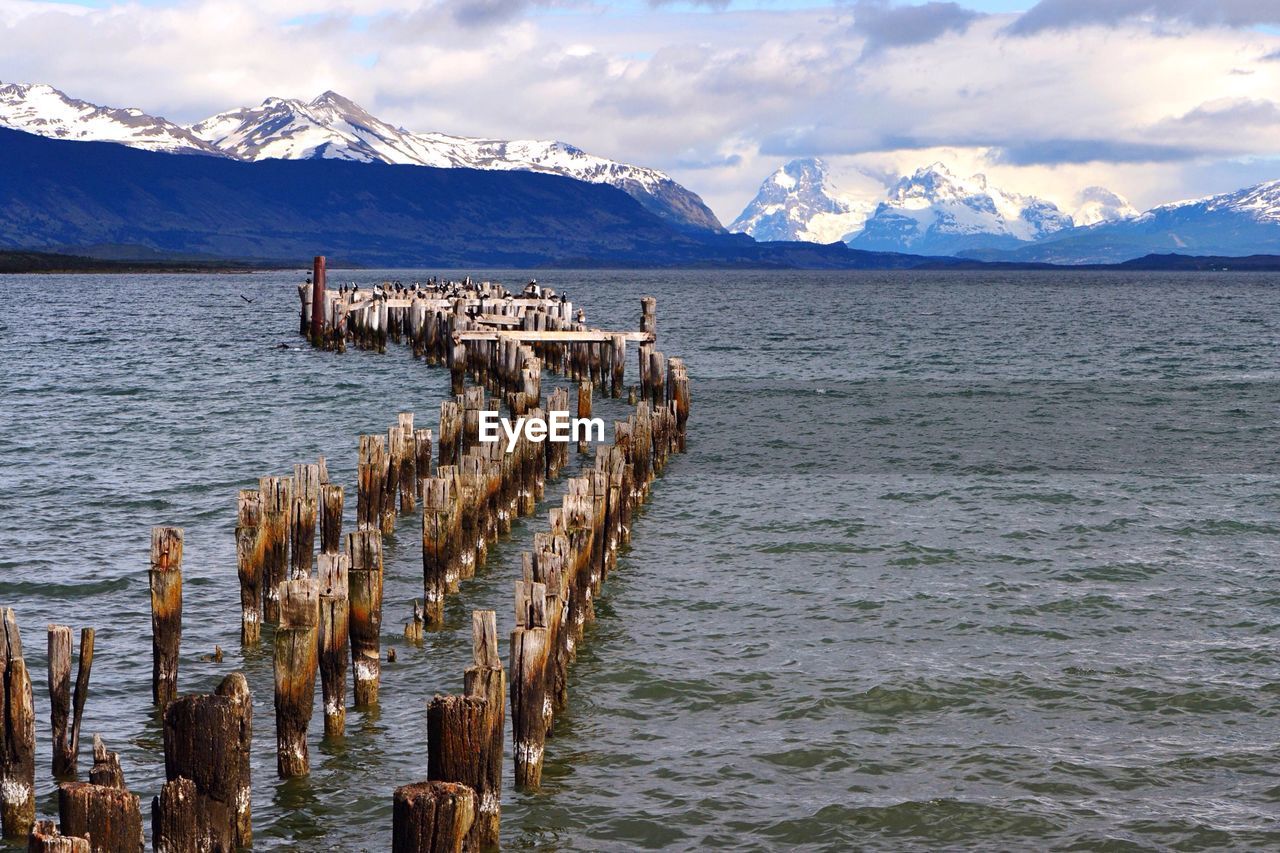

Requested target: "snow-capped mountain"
[
  {"left": 0, "top": 82, "right": 221, "bottom": 155},
  {"left": 967, "top": 178, "right": 1280, "bottom": 264},
  {"left": 0, "top": 82, "right": 722, "bottom": 232},
  {"left": 846, "top": 162, "right": 1074, "bottom": 255},
  {"left": 188, "top": 91, "right": 722, "bottom": 232},
  {"left": 1072, "top": 186, "right": 1138, "bottom": 227},
  {"left": 728, "top": 158, "right": 875, "bottom": 243}
]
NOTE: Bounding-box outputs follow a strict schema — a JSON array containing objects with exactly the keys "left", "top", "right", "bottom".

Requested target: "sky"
[{"left": 3, "top": 0, "right": 1280, "bottom": 224}]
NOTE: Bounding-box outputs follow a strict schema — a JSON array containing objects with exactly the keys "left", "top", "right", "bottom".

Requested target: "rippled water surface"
[{"left": 1, "top": 270, "right": 1278, "bottom": 851}]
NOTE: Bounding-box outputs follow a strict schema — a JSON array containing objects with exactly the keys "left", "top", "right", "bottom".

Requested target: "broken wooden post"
[
  {"left": 57, "top": 782, "right": 142, "bottom": 853},
  {"left": 157, "top": 672, "right": 252, "bottom": 851},
  {"left": 510, "top": 581, "right": 550, "bottom": 789},
  {"left": 461, "top": 611, "right": 504, "bottom": 847},
  {"left": 318, "top": 552, "right": 350, "bottom": 738},
  {"left": 320, "top": 483, "right": 344, "bottom": 555},
  {"left": 348, "top": 529, "right": 384, "bottom": 708},
  {"left": 577, "top": 379, "right": 593, "bottom": 454},
  {"left": 391, "top": 781, "right": 474, "bottom": 853},
  {"left": 236, "top": 489, "right": 265, "bottom": 644},
  {"left": 149, "top": 527, "right": 183, "bottom": 709},
  {"left": 357, "top": 435, "right": 387, "bottom": 531},
  {"left": 290, "top": 463, "right": 320, "bottom": 579},
  {"left": 47, "top": 626, "right": 92, "bottom": 780},
  {"left": 398, "top": 413, "right": 417, "bottom": 514},
  {"left": 421, "top": 476, "right": 459, "bottom": 627},
  {"left": 28, "top": 819, "right": 89, "bottom": 852},
  {"left": 414, "top": 428, "right": 433, "bottom": 502},
  {"left": 384, "top": 425, "right": 404, "bottom": 534},
  {"left": 439, "top": 401, "right": 461, "bottom": 469},
  {"left": 404, "top": 601, "right": 425, "bottom": 644},
  {"left": 259, "top": 476, "right": 292, "bottom": 624},
  {"left": 274, "top": 578, "right": 319, "bottom": 777},
  {"left": 1, "top": 609, "right": 35, "bottom": 839},
  {"left": 88, "top": 736, "right": 124, "bottom": 789}
]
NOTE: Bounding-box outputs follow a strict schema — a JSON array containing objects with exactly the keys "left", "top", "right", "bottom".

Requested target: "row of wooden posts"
[{"left": 2, "top": 271, "right": 689, "bottom": 851}]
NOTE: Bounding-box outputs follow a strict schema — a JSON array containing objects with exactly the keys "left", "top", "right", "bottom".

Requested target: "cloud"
[
  {"left": 1007, "top": 0, "right": 1280, "bottom": 36},
  {"left": 993, "top": 138, "right": 1202, "bottom": 165},
  {"left": 851, "top": 0, "right": 984, "bottom": 52}
]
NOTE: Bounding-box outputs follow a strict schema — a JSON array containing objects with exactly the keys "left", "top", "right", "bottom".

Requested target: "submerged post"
[
  {"left": 274, "top": 578, "right": 320, "bottom": 777},
  {"left": 348, "top": 529, "right": 384, "bottom": 708},
  {"left": 318, "top": 553, "right": 350, "bottom": 738},
  {"left": 1, "top": 609, "right": 35, "bottom": 839},
  {"left": 392, "top": 781, "right": 474, "bottom": 853}
]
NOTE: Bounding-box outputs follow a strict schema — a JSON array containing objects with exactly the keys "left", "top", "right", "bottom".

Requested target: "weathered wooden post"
[
  {"left": 274, "top": 578, "right": 319, "bottom": 777},
  {"left": 414, "top": 428, "right": 434, "bottom": 501},
  {"left": 510, "top": 582, "right": 550, "bottom": 789},
  {"left": 318, "top": 552, "right": 350, "bottom": 738},
  {"left": 88, "top": 736, "right": 125, "bottom": 789},
  {"left": 290, "top": 463, "right": 320, "bottom": 579},
  {"left": 1, "top": 610, "right": 35, "bottom": 839},
  {"left": 149, "top": 527, "right": 183, "bottom": 709},
  {"left": 398, "top": 413, "right": 417, "bottom": 514},
  {"left": 260, "top": 476, "right": 292, "bottom": 624},
  {"left": 320, "top": 483, "right": 344, "bottom": 554},
  {"left": 439, "top": 401, "right": 461, "bottom": 469},
  {"left": 421, "top": 476, "right": 457, "bottom": 626},
  {"left": 422, "top": 612, "right": 504, "bottom": 851},
  {"left": 58, "top": 782, "right": 143, "bottom": 853},
  {"left": 348, "top": 529, "right": 384, "bottom": 707},
  {"left": 392, "top": 781, "right": 475, "bottom": 853},
  {"left": 577, "top": 379, "right": 593, "bottom": 454},
  {"left": 236, "top": 489, "right": 265, "bottom": 643},
  {"left": 383, "top": 425, "right": 403, "bottom": 534},
  {"left": 357, "top": 435, "right": 387, "bottom": 531},
  {"left": 310, "top": 255, "right": 326, "bottom": 346},
  {"left": 28, "top": 819, "right": 89, "bottom": 852},
  {"left": 47, "top": 626, "right": 93, "bottom": 780},
  {"left": 156, "top": 672, "right": 252, "bottom": 851}
]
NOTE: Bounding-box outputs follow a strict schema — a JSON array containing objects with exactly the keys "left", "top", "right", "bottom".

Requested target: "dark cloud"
[
  {"left": 993, "top": 138, "right": 1203, "bottom": 164},
  {"left": 1161, "top": 97, "right": 1280, "bottom": 129},
  {"left": 851, "top": 0, "right": 985, "bottom": 52},
  {"left": 1007, "top": 0, "right": 1280, "bottom": 36}
]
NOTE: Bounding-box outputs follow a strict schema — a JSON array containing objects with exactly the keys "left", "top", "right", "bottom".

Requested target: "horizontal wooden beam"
[{"left": 455, "top": 330, "right": 652, "bottom": 343}]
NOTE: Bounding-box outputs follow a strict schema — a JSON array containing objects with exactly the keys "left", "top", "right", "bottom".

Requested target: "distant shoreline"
[{"left": 4, "top": 249, "right": 1280, "bottom": 275}]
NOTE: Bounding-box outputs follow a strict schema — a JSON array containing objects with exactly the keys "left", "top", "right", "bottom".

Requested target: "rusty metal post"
[{"left": 311, "top": 255, "right": 326, "bottom": 345}]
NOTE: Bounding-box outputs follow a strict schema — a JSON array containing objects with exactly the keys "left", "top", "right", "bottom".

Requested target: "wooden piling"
[
  {"left": 318, "top": 553, "right": 350, "bottom": 738},
  {"left": 391, "top": 781, "right": 474, "bottom": 853},
  {"left": 290, "top": 463, "right": 320, "bottom": 579},
  {"left": 357, "top": 435, "right": 387, "bottom": 531},
  {"left": 28, "top": 819, "right": 89, "bottom": 852},
  {"left": 414, "top": 428, "right": 434, "bottom": 501},
  {"left": 236, "top": 490, "right": 265, "bottom": 644},
  {"left": 439, "top": 401, "right": 461, "bottom": 469},
  {"left": 274, "top": 578, "right": 319, "bottom": 777},
  {"left": 577, "top": 379, "right": 593, "bottom": 454},
  {"left": 319, "top": 483, "right": 344, "bottom": 555},
  {"left": 259, "top": 476, "right": 292, "bottom": 624},
  {"left": 398, "top": 413, "right": 417, "bottom": 514},
  {"left": 57, "top": 783, "right": 142, "bottom": 853},
  {"left": 157, "top": 672, "right": 252, "bottom": 850},
  {"left": 88, "top": 736, "right": 125, "bottom": 789},
  {"left": 47, "top": 626, "right": 91, "bottom": 780},
  {"left": 1, "top": 609, "right": 35, "bottom": 839},
  {"left": 461, "top": 611, "right": 504, "bottom": 846},
  {"left": 348, "top": 529, "right": 384, "bottom": 708},
  {"left": 310, "top": 255, "right": 326, "bottom": 345},
  {"left": 149, "top": 527, "right": 183, "bottom": 709},
  {"left": 509, "top": 581, "right": 550, "bottom": 789}
]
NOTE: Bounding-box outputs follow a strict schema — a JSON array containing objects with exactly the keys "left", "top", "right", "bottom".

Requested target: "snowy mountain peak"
[
  {"left": 1073, "top": 186, "right": 1139, "bottom": 227},
  {"left": 730, "top": 158, "right": 876, "bottom": 243},
  {"left": 0, "top": 81, "right": 222, "bottom": 155},
  {"left": 186, "top": 90, "right": 721, "bottom": 230},
  {"left": 848, "top": 163, "right": 1074, "bottom": 255}
]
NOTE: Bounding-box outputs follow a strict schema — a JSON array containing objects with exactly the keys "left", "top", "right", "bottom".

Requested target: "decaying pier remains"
[{"left": 0, "top": 257, "right": 690, "bottom": 852}]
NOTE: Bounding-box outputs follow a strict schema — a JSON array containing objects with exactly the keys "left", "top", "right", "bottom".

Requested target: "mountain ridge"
[{"left": 0, "top": 81, "right": 723, "bottom": 233}]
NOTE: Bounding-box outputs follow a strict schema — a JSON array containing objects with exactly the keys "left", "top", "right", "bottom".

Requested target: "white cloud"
[{"left": 1, "top": 0, "right": 1280, "bottom": 224}]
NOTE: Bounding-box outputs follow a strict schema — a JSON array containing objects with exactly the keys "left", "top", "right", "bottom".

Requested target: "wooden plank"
[{"left": 455, "top": 330, "right": 653, "bottom": 343}]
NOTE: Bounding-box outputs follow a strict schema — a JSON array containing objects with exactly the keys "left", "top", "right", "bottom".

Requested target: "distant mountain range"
[
  {"left": 732, "top": 157, "right": 1280, "bottom": 263},
  {"left": 0, "top": 126, "right": 944, "bottom": 268},
  {"left": 0, "top": 82, "right": 722, "bottom": 233}
]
